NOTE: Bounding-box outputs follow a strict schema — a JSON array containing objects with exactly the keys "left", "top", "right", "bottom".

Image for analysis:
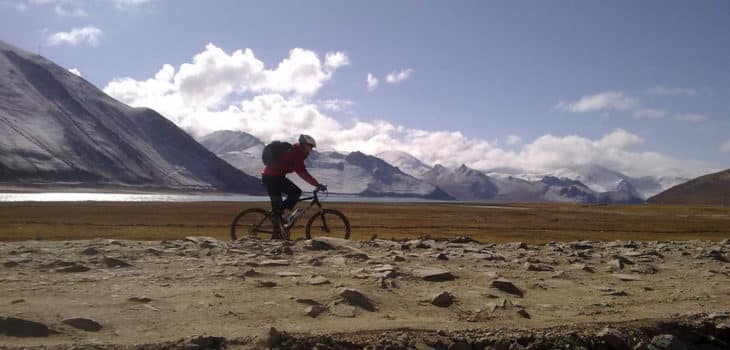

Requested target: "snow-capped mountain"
[
  {"left": 377, "top": 150, "right": 433, "bottom": 178},
  {"left": 199, "top": 131, "right": 452, "bottom": 199},
  {"left": 551, "top": 164, "right": 681, "bottom": 199},
  {"left": 421, "top": 164, "right": 498, "bottom": 201},
  {"left": 0, "top": 40, "right": 263, "bottom": 194}
]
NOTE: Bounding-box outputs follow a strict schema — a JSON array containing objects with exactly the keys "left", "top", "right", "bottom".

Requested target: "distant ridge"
[
  {"left": 0, "top": 40, "right": 264, "bottom": 194},
  {"left": 648, "top": 169, "right": 730, "bottom": 205}
]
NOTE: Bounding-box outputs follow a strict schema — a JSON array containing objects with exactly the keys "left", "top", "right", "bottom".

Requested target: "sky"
[{"left": 1, "top": 0, "right": 728, "bottom": 179}]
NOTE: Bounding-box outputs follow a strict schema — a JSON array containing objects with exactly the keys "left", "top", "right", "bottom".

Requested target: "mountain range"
[
  {"left": 0, "top": 39, "right": 720, "bottom": 204},
  {"left": 648, "top": 169, "right": 730, "bottom": 205},
  {"left": 0, "top": 40, "right": 263, "bottom": 194}
]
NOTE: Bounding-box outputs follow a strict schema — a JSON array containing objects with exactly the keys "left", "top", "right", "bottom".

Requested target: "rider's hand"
[{"left": 315, "top": 184, "right": 328, "bottom": 192}]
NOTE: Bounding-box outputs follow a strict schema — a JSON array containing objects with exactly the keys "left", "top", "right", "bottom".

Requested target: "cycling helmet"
[{"left": 299, "top": 134, "right": 316, "bottom": 148}]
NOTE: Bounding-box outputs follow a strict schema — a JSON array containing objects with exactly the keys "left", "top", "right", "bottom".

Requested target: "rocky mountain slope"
[
  {"left": 0, "top": 40, "right": 263, "bottom": 194},
  {"left": 648, "top": 169, "right": 730, "bottom": 205}
]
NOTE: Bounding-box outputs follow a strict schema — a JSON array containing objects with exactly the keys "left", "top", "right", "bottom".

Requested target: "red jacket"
[{"left": 261, "top": 143, "right": 319, "bottom": 186}]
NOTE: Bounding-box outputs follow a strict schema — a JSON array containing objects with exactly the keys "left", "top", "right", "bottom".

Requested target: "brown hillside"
[{"left": 648, "top": 169, "right": 730, "bottom": 205}]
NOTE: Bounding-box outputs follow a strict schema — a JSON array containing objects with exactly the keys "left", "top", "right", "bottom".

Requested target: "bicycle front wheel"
[
  {"left": 305, "top": 209, "right": 350, "bottom": 239},
  {"left": 230, "top": 208, "right": 275, "bottom": 241}
]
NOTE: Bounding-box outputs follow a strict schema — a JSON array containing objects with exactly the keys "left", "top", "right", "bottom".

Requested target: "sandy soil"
[{"left": 1, "top": 236, "right": 729, "bottom": 349}]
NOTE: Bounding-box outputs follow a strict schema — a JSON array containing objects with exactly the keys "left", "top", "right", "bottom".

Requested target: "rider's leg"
[
  {"left": 262, "top": 175, "right": 285, "bottom": 239},
  {"left": 280, "top": 177, "right": 303, "bottom": 212}
]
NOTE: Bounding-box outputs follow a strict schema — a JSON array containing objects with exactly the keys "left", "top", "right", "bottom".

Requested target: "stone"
[
  {"left": 430, "top": 291, "right": 454, "bottom": 307},
  {"left": 0, "top": 317, "right": 51, "bottom": 337},
  {"left": 516, "top": 309, "right": 530, "bottom": 319},
  {"left": 128, "top": 296, "right": 152, "bottom": 303},
  {"left": 649, "top": 334, "right": 688, "bottom": 350},
  {"left": 491, "top": 279, "right": 523, "bottom": 297},
  {"left": 296, "top": 298, "right": 321, "bottom": 306},
  {"left": 62, "top": 318, "right": 102, "bottom": 332},
  {"left": 276, "top": 271, "right": 302, "bottom": 277},
  {"left": 525, "top": 262, "right": 554, "bottom": 272},
  {"left": 329, "top": 303, "right": 357, "bottom": 317},
  {"left": 256, "top": 280, "right": 277, "bottom": 288},
  {"left": 3, "top": 260, "right": 20, "bottom": 268},
  {"left": 597, "top": 327, "right": 628, "bottom": 349},
  {"left": 338, "top": 288, "right": 375, "bottom": 311},
  {"left": 614, "top": 274, "right": 642, "bottom": 281},
  {"left": 259, "top": 259, "right": 290, "bottom": 267},
  {"left": 103, "top": 257, "right": 132, "bottom": 268},
  {"left": 56, "top": 263, "right": 90, "bottom": 273},
  {"left": 308, "top": 276, "right": 330, "bottom": 285},
  {"left": 631, "top": 263, "right": 658, "bottom": 274},
  {"left": 413, "top": 268, "right": 455, "bottom": 282},
  {"left": 80, "top": 247, "right": 99, "bottom": 255},
  {"left": 259, "top": 327, "right": 284, "bottom": 348},
  {"left": 304, "top": 239, "right": 334, "bottom": 251},
  {"left": 305, "top": 305, "right": 327, "bottom": 317}
]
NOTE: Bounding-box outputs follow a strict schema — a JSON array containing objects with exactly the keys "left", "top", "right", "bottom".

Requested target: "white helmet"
[{"left": 299, "top": 134, "right": 316, "bottom": 148}]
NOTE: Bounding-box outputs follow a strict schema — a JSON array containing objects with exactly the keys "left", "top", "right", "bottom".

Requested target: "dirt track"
[{"left": 1, "top": 236, "right": 729, "bottom": 349}]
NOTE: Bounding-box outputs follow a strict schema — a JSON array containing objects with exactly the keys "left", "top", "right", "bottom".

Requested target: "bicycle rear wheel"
[
  {"left": 230, "top": 208, "right": 276, "bottom": 241},
  {"left": 305, "top": 209, "right": 350, "bottom": 239}
]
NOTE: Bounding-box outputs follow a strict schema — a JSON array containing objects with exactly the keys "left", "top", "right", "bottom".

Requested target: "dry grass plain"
[{"left": 1, "top": 201, "right": 729, "bottom": 243}]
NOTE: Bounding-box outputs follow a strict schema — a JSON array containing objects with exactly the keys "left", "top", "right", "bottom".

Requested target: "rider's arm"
[{"left": 295, "top": 167, "right": 319, "bottom": 187}]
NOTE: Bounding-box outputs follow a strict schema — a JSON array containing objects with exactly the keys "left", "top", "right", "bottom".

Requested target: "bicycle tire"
[
  {"left": 305, "top": 209, "right": 351, "bottom": 239},
  {"left": 230, "top": 208, "right": 276, "bottom": 241}
]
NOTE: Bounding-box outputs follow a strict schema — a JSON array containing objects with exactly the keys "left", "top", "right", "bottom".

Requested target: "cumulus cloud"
[
  {"left": 68, "top": 67, "right": 82, "bottom": 76},
  {"left": 674, "top": 113, "right": 707, "bottom": 123},
  {"left": 506, "top": 135, "right": 522, "bottom": 145},
  {"left": 46, "top": 26, "right": 103, "bottom": 47},
  {"left": 633, "top": 108, "right": 668, "bottom": 119},
  {"left": 721, "top": 140, "right": 730, "bottom": 153},
  {"left": 324, "top": 52, "right": 349, "bottom": 70},
  {"left": 555, "top": 91, "right": 638, "bottom": 113},
  {"left": 319, "top": 99, "right": 353, "bottom": 112},
  {"left": 366, "top": 73, "right": 378, "bottom": 91},
  {"left": 386, "top": 68, "right": 414, "bottom": 83},
  {"left": 103, "top": 45, "right": 714, "bottom": 180},
  {"left": 647, "top": 86, "right": 697, "bottom": 96}
]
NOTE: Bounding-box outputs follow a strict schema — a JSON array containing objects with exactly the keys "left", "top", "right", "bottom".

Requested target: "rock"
[
  {"left": 597, "top": 327, "right": 627, "bottom": 349},
  {"left": 256, "top": 280, "right": 277, "bottom": 288},
  {"left": 430, "top": 291, "right": 454, "bottom": 307},
  {"left": 259, "top": 259, "right": 290, "bottom": 267},
  {"left": 338, "top": 288, "right": 375, "bottom": 311},
  {"left": 329, "top": 302, "right": 357, "bottom": 317},
  {"left": 80, "top": 247, "right": 99, "bottom": 255},
  {"left": 296, "top": 298, "right": 321, "bottom": 306},
  {"left": 308, "top": 276, "right": 330, "bottom": 285},
  {"left": 3, "top": 260, "right": 20, "bottom": 268},
  {"left": 0, "top": 317, "right": 51, "bottom": 337},
  {"left": 305, "top": 305, "right": 327, "bottom": 317},
  {"left": 516, "top": 309, "right": 530, "bottom": 319},
  {"left": 304, "top": 239, "right": 334, "bottom": 251},
  {"left": 631, "top": 263, "right": 658, "bottom": 274},
  {"left": 436, "top": 253, "right": 448, "bottom": 260},
  {"left": 259, "top": 327, "right": 284, "bottom": 348},
  {"left": 128, "top": 296, "right": 152, "bottom": 303},
  {"left": 449, "top": 236, "right": 479, "bottom": 244},
  {"left": 608, "top": 259, "right": 624, "bottom": 271},
  {"left": 103, "top": 257, "right": 132, "bottom": 268},
  {"left": 413, "top": 268, "right": 455, "bottom": 282},
  {"left": 276, "top": 271, "right": 302, "bottom": 277},
  {"left": 525, "top": 262, "right": 554, "bottom": 272},
  {"left": 56, "top": 263, "right": 90, "bottom": 273},
  {"left": 649, "top": 334, "right": 688, "bottom": 350},
  {"left": 614, "top": 274, "right": 642, "bottom": 281},
  {"left": 491, "top": 279, "right": 523, "bottom": 297},
  {"left": 62, "top": 318, "right": 102, "bottom": 332}
]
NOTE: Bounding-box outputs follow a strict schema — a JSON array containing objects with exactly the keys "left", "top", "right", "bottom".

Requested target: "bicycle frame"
[{"left": 283, "top": 190, "right": 325, "bottom": 229}]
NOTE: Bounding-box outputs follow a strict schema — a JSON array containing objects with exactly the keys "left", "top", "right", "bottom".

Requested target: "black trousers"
[{"left": 262, "top": 174, "right": 302, "bottom": 216}]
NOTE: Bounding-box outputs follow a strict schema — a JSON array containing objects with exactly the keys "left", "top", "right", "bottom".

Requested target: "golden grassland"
[{"left": 1, "top": 201, "right": 729, "bottom": 243}]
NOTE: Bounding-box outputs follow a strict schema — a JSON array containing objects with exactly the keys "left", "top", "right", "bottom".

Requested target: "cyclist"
[{"left": 261, "top": 134, "right": 327, "bottom": 239}]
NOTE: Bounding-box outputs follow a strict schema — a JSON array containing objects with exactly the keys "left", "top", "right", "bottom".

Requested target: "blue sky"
[{"left": 1, "top": 0, "right": 728, "bottom": 178}]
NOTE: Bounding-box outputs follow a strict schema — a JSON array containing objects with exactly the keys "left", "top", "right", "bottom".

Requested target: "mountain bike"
[{"left": 230, "top": 189, "right": 350, "bottom": 241}]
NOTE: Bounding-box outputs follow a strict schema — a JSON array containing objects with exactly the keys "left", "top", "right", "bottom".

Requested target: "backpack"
[{"left": 261, "top": 141, "right": 292, "bottom": 166}]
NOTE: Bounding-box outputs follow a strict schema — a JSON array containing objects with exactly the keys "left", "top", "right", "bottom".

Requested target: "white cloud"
[
  {"left": 319, "top": 99, "right": 353, "bottom": 112},
  {"left": 68, "top": 67, "right": 82, "bottom": 76},
  {"left": 112, "top": 0, "right": 155, "bottom": 9},
  {"left": 674, "top": 113, "right": 707, "bottom": 123},
  {"left": 385, "top": 68, "right": 414, "bottom": 83},
  {"left": 103, "top": 45, "right": 715, "bottom": 180},
  {"left": 506, "top": 135, "right": 522, "bottom": 145},
  {"left": 366, "top": 73, "right": 378, "bottom": 91},
  {"left": 647, "top": 86, "right": 697, "bottom": 96},
  {"left": 46, "top": 26, "right": 103, "bottom": 47},
  {"left": 555, "top": 91, "right": 638, "bottom": 113},
  {"left": 721, "top": 140, "right": 730, "bottom": 153},
  {"left": 53, "top": 2, "right": 86, "bottom": 17},
  {"left": 324, "top": 52, "right": 349, "bottom": 70},
  {"left": 633, "top": 108, "right": 668, "bottom": 119}
]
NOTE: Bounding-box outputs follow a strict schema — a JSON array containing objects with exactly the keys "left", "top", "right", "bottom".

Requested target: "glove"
[{"left": 315, "top": 184, "right": 328, "bottom": 192}]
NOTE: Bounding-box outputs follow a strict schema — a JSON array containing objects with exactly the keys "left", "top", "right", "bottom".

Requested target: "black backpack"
[{"left": 261, "top": 141, "right": 292, "bottom": 166}]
